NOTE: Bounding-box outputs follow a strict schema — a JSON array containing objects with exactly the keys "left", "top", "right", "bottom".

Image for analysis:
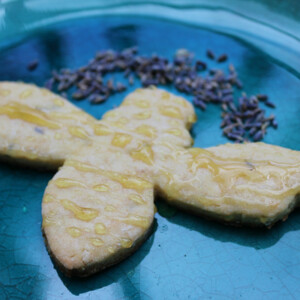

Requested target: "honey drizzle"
[
  {"left": 54, "top": 178, "right": 87, "bottom": 189},
  {"left": 0, "top": 102, "right": 61, "bottom": 129},
  {"left": 65, "top": 160, "right": 153, "bottom": 191},
  {"left": 187, "top": 148, "right": 300, "bottom": 199},
  {"left": 120, "top": 214, "right": 150, "bottom": 229},
  {"left": 60, "top": 199, "right": 99, "bottom": 221}
]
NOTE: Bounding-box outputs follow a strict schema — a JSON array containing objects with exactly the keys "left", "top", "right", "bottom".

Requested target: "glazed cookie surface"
[
  {"left": 43, "top": 144, "right": 155, "bottom": 277},
  {"left": 153, "top": 141, "right": 300, "bottom": 227},
  {"left": 0, "top": 82, "right": 96, "bottom": 168},
  {"left": 1, "top": 82, "right": 300, "bottom": 277}
]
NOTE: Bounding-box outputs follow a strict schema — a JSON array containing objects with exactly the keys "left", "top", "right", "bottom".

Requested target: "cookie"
[{"left": 1, "top": 82, "right": 300, "bottom": 278}]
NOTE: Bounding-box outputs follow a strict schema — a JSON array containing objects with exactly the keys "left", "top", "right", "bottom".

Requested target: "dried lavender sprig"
[
  {"left": 27, "top": 60, "right": 39, "bottom": 71},
  {"left": 46, "top": 46, "right": 276, "bottom": 143},
  {"left": 217, "top": 54, "right": 228, "bottom": 63},
  {"left": 220, "top": 93, "right": 277, "bottom": 142}
]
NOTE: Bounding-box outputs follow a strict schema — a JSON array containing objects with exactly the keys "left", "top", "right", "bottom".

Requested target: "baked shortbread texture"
[
  {"left": 43, "top": 145, "right": 155, "bottom": 277},
  {"left": 0, "top": 82, "right": 96, "bottom": 168},
  {"left": 153, "top": 142, "right": 300, "bottom": 226},
  {"left": 0, "top": 81, "right": 300, "bottom": 277}
]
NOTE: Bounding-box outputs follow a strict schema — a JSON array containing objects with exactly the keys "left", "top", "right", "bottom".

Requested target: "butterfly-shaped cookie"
[{"left": 0, "top": 81, "right": 299, "bottom": 277}]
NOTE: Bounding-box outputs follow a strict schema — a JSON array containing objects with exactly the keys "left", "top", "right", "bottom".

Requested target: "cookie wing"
[
  {"left": 154, "top": 142, "right": 300, "bottom": 227},
  {"left": 42, "top": 144, "right": 154, "bottom": 277},
  {"left": 101, "top": 87, "right": 196, "bottom": 147},
  {"left": 0, "top": 82, "right": 96, "bottom": 169}
]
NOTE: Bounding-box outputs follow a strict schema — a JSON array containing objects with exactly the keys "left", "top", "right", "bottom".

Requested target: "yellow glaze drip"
[
  {"left": 67, "top": 227, "right": 82, "bottom": 238},
  {"left": 53, "top": 98, "right": 65, "bottom": 107},
  {"left": 65, "top": 160, "right": 99, "bottom": 173},
  {"left": 161, "top": 91, "right": 170, "bottom": 100},
  {"left": 44, "top": 194, "right": 55, "bottom": 203},
  {"left": 122, "top": 214, "right": 150, "bottom": 229},
  {"left": 187, "top": 147, "right": 300, "bottom": 199},
  {"left": 159, "top": 105, "right": 183, "bottom": 119},
  {"left": 134, "top": 100, "right": 150, "bottom": 108},
  {"left": 4, "top": 149, "right": 38, "bottom": 160},
  {"left": 42, "top": 217, "right": 58, "bottom": 228},
  {"left": 133, "top": 111, "right": 151, "bottom": 120},
  {"left": 188, "top": 156, "right": 220, "bottom": 176},
  {"left": 107, "top": 246, "right": 115, "bottom": 253},
  {"left": 20, "top": 89, "right": 33, "bottom": 99},
  {"left": 135, "top": 125, "right": 157, "bottom": 139},
  {"left": 107, "top": 117, "right": 130, "bottom": 129},
  {"left": 77, "top": 112, "right": 96, "bottom": 123},
  {"left": 54, "top": 178, "right": 87, "bottom": 189},
  {"left": 158, "top": 169, "right": 174, "bottom": 184},
  {"left": 130, "top": 144, "right": 154, "bottom": 165},
  {"left": 189, "top": 148, "right": 212, "bottom": 158},
  {"left": 0, "top": 103, "right": 61, "bottom": 129},
  {"left": 68, "top": 126, "right": 89, "bottom": 139},
  {"left": 93, "top": 184, "right": 109, "bottom": 192},
  {"left": 106, "top": 172, "right": 152, "bottom": 191},
  {"left": 60, "top": 199, "right": 99, "bottom": 221},
  {"left": 95, "top": 223, "right": 107, "bottom": 235},
  {"left": 91, "top": 238, "right": 104, "bottom": 247},
  {"left": 94, "top": 123, "right": 113, "bottom": 135},
  {"left": 188, "top": 114, "right": 197, "bottom": 124},
  {"left": 0, "top": 89, "right": 11, "bottom": 96},
  {"left": 65, "top": 160, "right": 152, "bottom": 191},
  {"left": 165, "top": 128, "right": 182, "bottom": 136},
  {"left": 128, "top": 194, "right": 146, "bottom": 205},
  {"left": 111, "top": 133, "right": 132, "bottom": 148},
  {"left": 120, "top": 238, "right": 133, "bottom": 248}
]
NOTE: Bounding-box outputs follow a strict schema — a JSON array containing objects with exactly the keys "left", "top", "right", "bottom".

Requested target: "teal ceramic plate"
[{"left": 0, "top": 2, "right": 300, "bottom": 299}]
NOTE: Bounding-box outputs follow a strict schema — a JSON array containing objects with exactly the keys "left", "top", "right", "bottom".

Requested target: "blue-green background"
[{"left": 0, "top": 15, "right": 299, "bottom": 300}]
